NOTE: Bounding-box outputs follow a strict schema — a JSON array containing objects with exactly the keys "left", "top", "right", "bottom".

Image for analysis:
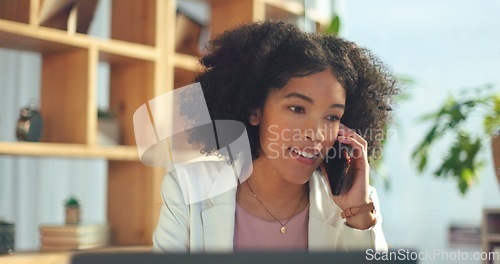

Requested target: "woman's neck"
[
  {"left": 248, "top": 160, "right": 307, "bottom": 205},
  {"left": 237, "top": 158, "right": 309, "bottom": 221}
]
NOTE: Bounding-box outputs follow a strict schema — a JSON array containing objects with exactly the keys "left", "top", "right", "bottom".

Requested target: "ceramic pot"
[
  {"left": 492, "top": 135, "right": 500, "bottom": 188},
  {"left": 65, "top": 206, "right": 80, "bottom": 224},
  {"left": 0, "top": 222, "right": 14, "bottom": 254}
]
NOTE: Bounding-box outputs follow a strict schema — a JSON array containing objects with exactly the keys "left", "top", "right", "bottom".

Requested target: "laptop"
[{"left": 72, "top": 251, "right": 418, "bottom": 264}]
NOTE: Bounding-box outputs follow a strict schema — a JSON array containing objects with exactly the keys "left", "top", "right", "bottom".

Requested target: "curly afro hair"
[
  {"left": 315, "top": 34, "right": 399, "bottom": 158},
  {"left": 181, "top": 20, "right": 398, "bottom": 161}
]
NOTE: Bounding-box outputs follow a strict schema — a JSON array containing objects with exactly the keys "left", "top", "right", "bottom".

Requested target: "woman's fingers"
[{"left": 338, "top": 124, "right": 367, "bottom": 148}]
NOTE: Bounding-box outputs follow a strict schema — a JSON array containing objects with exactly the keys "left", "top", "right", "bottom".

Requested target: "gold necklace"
[{"left": 246, "top": 180, "right": 307, "bottom": 234}]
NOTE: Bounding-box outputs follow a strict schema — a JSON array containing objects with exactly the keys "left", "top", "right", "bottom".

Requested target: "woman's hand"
[{"left": 324, "top": 124, "right": 376, "bottom": 229}]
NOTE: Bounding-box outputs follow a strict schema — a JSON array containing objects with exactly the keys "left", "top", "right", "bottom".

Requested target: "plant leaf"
[{"left": 326, "top": 15, "right": 340, "bottom": 35}]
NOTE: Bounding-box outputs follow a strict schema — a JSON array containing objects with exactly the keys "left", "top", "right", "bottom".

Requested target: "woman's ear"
[{"left": 249, "top": 109, "right": 262, "bottom": 126}]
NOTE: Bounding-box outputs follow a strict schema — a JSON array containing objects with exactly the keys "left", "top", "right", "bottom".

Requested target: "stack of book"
[{"left": 39, "top": 224, "right": 109, "bottom": 252}]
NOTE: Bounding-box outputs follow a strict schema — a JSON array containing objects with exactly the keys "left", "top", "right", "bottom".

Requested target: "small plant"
[
  {"left": 65, "top": 196, "right": 80, "bottom": 207},
  {"left": 412, "top": 84, "right": 500, "bottom": 194},
  {"left": 64, "top": 196, "right": 80, "bottom": 224}
]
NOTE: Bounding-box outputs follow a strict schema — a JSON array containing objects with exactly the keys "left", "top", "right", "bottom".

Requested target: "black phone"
[{"left": 322, "top": 141, "right": 352, "bottom": 196}]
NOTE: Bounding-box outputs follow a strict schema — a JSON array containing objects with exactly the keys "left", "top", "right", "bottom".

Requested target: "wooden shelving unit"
[
  {"left": 483, "top": 209, "right": 500, "bottom": 264},
  {"left": 0, "top": 0, "right": 176, "bottom": 247},
  {"left": 0, "top": 0, "right": 328, "bottom": 255}
]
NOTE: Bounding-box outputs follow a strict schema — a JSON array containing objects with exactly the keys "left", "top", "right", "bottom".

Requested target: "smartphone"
[{"left": 322, "top": 141, "right": 352, "bottom": 196}]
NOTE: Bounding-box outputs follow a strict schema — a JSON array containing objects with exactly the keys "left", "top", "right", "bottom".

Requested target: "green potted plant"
[
  {"left": 412, "top": 84, "right": 500, "bottom": 194},
  {"left": 65, "top": 196, "right": 80, "bottom": 224}
]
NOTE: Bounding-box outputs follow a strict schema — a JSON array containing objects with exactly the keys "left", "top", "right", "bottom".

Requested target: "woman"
[{"left": 152, "top": 21, "right": 398, "bottom": 252}]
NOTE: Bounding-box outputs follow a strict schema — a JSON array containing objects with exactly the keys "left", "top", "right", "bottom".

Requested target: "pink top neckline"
[{"left": 233, "top": 203, "right": 309, "bottom": 251}]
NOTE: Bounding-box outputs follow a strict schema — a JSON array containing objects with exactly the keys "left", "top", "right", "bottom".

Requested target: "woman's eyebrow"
[{"left": 284, "top": 92, "right": 345, "bottom": 109}]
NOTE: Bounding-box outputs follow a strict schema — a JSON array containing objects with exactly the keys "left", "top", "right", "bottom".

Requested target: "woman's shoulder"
[{"left": 163, "top": 159, "right": 239, "bottom": 205}]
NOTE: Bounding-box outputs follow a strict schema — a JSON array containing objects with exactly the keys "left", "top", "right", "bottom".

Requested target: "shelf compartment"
[
  {"left": 1, "top": 0, "right": 160, "bottom": 47},
  {"left": 264, "top": 0, "right": 303, "bottom": 20},
  {"left": 485, "top": 209, "right": 500, "bottom": 233},
  {"left": 0, "top": 0, "right": 32, "bottom": 24},
  {"left": 0, "top": 142, "right": 139, "bottom": 160},
  {"left": 111, "top": 0, "right": 156, "bottom": 46},
  {"left": 210, "top": 0, "right": 256, "bottom": 38},
  {"left": 174, "top": 53, "right": 200, "bottom": 88},
  {"left": 41, "top": 48, "right": 93, "bottom": 144},
  {"left": 264, "top": 0, "right": 330, "bottom": 29},
  {"left": 207, "top": 0, "right": 328, "bottom": 39},
  {"left": 107, "top": 161, "right": 162, "bottom": 245},
  {"left": 109, "top": 61, "right": 155, "bottom": 146}
]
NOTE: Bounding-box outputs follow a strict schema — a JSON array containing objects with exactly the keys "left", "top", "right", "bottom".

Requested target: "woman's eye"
[
  {"left": 289, "top": 106, "right": 305, "bottom": 113},
  {"left": 326, "top": 115, "right": 340, "bottom": 122}
]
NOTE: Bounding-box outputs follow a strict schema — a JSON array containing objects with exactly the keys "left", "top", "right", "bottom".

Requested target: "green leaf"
[
  {"left": 326, "top": 15, "right": 340, "bottom": 35},
  {"left": 483, "top": 94, "right": 500, "bottom": 135},
  {"left": 417, "top": 154, "right": 427, "bottom": 172},
  {"left": 410, "top": 83, "right": 498, "bottom": 195},
  {"left": 65, "top": 196, "right": 79, "bottom": 206}
]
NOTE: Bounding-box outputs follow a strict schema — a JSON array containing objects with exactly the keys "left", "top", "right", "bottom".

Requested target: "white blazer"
[{"left": 152, "top": 160, "right": 387, "bottom": 253}]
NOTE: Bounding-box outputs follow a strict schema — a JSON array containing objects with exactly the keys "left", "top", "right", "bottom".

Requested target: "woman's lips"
[{"left": 289, "top": 147, "right": 319, "bottom": 165}]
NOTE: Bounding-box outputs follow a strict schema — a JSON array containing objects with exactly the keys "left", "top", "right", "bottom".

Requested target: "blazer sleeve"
[
  {"left": 152, "top": 171, "right": 191, "bottom": 253},
  {"left": 337, "top": 187, "right": 388, "bottom": 251}
]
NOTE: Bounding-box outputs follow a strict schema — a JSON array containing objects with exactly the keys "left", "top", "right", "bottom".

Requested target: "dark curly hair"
[
  {"left": 180, "top": 20, "right": 398, "bottom": 161},
  {"left": 315, "top": 34, "right": 398, "bottom": 158}
]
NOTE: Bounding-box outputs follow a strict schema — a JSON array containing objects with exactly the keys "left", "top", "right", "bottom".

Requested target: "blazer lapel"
[
  {"left": 201, "top": 184, "right": 237, "bottom": 252},
  {"left": 308, "top": 171, "right": 342, "bottom": 251}
]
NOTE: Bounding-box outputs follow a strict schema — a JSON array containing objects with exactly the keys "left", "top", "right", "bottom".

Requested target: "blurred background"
[
  {"left": 340, "top": 1, "right": 500, "bottom": 262},
  {"left": 0, "top": 0, "right": 499, "bottom": 263}
]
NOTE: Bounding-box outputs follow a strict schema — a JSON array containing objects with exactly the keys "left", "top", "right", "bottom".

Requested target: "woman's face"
[{"left": 252, "top": 69, "right": 346, "bottom": 185}]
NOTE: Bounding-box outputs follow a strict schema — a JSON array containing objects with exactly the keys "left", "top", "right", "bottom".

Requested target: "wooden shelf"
[
  {"left": 97, "top": 39, "right": 157, "bottom": 64},
  {"left": 174, "top": 53, "right": 200, "bottom": 72},
  {"left": 0, "top": 19, "right": 87, "bottom": 52},
  {"left": 487, "top": 233, "right": 500, "bottom": 243},
  {"left": 0, "top": 142, "right": 139, "bottom": 161},
  {"left": 0, "top": 19, "right": 157, "bottom": 62},
  {"left": 483, "top": 208, "right": 500, "bottom": 264}
]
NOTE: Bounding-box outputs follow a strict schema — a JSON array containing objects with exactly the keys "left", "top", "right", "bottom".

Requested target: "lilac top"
[{"left": 233, "top": 203, "right": 309, "bottom": 251}]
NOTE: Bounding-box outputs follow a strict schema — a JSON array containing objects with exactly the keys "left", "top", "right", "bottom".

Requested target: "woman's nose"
[{"left": 304, "top": 123, "right": 326, "bottom": 143}]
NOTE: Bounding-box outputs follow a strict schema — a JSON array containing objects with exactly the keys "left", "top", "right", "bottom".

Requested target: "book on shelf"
[
  {"left": 41, "top": 233, "right": 109, "bottom": 246},
  {"left": 39, "top": 223, "right": 109, "bottom": 252},
  {"left": 40, "top": 223, "right": 109, "bottom": 237},
  {"left": 40, "top": 241, "right": 109, "bottom": 252}
]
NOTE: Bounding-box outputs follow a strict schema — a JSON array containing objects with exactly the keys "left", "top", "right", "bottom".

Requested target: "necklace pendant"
[{"left": 280, "top": 226, "right": 286, "bottom": 234}]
